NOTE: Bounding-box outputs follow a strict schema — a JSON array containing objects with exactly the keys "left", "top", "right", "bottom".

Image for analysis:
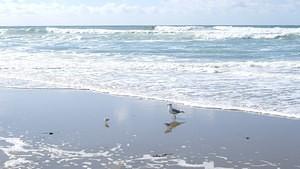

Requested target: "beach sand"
[{"left": 0, "top": 88, "right": 299, "bottom": 169}]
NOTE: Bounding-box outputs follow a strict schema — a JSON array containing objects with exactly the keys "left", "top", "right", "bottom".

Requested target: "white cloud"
[{"left": 0, "top": 0, "right": 299, "bottom": 25}]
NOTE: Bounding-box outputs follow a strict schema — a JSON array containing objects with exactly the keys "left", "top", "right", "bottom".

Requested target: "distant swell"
[
  {"left": 1, "top": 26, "right": 300, "bottom": 40},
  {"left": 47, "top": 26, "right": 300, "bottom": 40}
]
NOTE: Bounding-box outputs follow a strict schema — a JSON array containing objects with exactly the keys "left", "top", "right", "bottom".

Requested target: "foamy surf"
[
  {"left": 0, "top": 25, "right": 300, "bottom": 119},
  {"left": 0, "top": 135, "right": 274, "bottom": 169}
]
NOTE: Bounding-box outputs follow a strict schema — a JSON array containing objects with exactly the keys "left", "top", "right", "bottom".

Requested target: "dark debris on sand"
[{"left": 151, "top": 153, "right": 173, "bottom": 158}]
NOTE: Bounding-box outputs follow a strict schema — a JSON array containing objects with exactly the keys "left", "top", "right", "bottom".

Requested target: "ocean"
[{"left": 0, "top": 25, "right": 299, "bottom": 118}]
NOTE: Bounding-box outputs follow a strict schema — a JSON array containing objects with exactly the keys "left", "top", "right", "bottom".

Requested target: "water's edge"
[{"left": 1, "top": 86, "right": 298, "bottom": 120}]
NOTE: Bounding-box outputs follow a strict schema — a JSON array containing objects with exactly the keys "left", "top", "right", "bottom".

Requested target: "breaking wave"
[
  {"left": 0, "top": 25, "right": 300, "bottom": 119},
  {"left": 1, "top": 26, "right": 300, "bottom": 40},
  {"left": 0, "top": 51, "right": 300, "bottom": 119}
]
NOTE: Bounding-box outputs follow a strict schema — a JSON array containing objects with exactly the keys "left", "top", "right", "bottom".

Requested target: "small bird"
[{"left": 167, "top": 104, "right": 184, "bottom": 118}]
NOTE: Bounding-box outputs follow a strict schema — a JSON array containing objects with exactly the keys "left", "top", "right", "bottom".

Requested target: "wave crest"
[
  {"left": 1, "top": 26, "right": 300, "bottom": 40},
  {"left": 46, "top": 26, "right": 300, "bottom": 40}
]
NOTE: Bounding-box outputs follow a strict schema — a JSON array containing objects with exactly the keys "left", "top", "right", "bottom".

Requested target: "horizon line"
[{"left": 1, "top": 24, "right": 300, "bottom": 27}]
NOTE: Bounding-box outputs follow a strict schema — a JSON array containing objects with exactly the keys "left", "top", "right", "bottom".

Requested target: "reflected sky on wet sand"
[{"left": 0, "top": 88, "right": 300, "bottom": 169}]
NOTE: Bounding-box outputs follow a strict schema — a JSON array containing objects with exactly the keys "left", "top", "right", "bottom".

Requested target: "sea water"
[{"left": 0, "top": 25, "right": 299, "bottom": 118}]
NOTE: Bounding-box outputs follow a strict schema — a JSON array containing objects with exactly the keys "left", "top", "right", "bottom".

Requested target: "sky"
[{"left": 0, "top": 0, "right": 300, "bottom": 25}]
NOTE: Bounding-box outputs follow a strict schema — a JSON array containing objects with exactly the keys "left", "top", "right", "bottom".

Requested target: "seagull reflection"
[
  {"left": 104, "top": 118, "right": 110, "bottom": 128},
  {"left": 164, "top": 119, "right": 184, "bottom": 133}
]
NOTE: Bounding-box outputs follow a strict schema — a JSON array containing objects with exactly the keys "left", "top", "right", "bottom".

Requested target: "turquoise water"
[{"left": 0, "top": 25, "right": 300, "bottom": 118}]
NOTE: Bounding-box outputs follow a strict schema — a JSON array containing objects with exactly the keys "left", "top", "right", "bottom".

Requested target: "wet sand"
[{"left": 0, "top": 88, "right": 300, "bottom": 169}]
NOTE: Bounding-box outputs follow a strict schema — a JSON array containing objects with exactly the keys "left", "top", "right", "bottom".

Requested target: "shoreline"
[
  {"left": 0, "top": 88, "right": 300, "bottom": 168},
  {"left": 1, "top": 86, "right": 299, "bottom": 120}
]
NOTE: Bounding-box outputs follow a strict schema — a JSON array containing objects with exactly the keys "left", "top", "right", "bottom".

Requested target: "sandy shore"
[{"left": 0, "top": 88, "right": 300, "bottom": 169}]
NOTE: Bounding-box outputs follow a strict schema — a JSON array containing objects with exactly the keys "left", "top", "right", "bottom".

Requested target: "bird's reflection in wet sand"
[
  {"left": 104, "top": 118, "right": 110, "bottom": 128},
  {"left": 164, "top": 119, "right": 184, "bottom": 133}
]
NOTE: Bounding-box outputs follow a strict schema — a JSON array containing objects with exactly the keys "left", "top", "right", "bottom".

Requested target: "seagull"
[{"left": 167, "top": 104, "right": 184, "bottom": 118}]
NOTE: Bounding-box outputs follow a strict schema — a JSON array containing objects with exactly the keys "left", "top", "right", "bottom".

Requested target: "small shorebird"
[{"left": 167, "top": 104, "right": 184, "bottom": 118}]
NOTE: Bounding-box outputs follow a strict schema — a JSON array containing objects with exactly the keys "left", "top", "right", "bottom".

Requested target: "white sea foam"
[
  {"left": 0, "top": 29, "right": 8, "bottom": 35},
  {"left": 0, "top": 135, "right": 240, "bottom": 169},
  {"left": 0, "top": 137, "right": 36, "bottom": 168},
  {"left": 172, "top": 159, "right": 233, "bottom": 169},
  {"left": 1, "top": 26, "right": 300, "bottom": 119},
  {"left": 0, "top": 26, "right": 300, "bottom": 41},
  {"left": 0, "top": 50, "right": 299, "bottom": 119},
  {"left": 46, "top": 27, "right": 151, "bottom": 34},
  {"left": 40, "top": 26, "right": 300, "bottom": 40},
  {"left": 154, "top": 25, "right": 202, "bottom": 32},
  {"left": 0, "top": 135, "right": 123, "bottom": 169},
  {"left": 211, "top": 26, "right": 300, "bottom": 39}
]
